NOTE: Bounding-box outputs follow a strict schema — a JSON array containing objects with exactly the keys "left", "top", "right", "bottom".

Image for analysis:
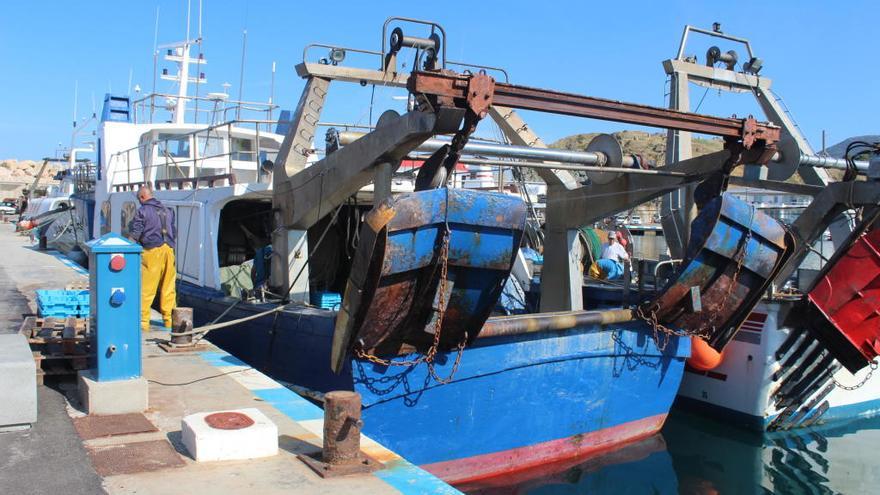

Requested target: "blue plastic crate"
[
  {"left": 36, "top": 289, "right": 90, "bottom": 318},
  {"left": 311, "top": 291, "right": 342, "bottom": 311}
]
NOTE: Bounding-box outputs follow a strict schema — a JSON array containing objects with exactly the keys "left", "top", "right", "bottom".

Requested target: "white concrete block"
[
  {"left": 181, "top": 408, "right": 278, "bottom": 462},
  {"left": 0, "top": 334, "right": 37, "bottom": 429},
  {"left": 78, "top": 370, "right": 148, "bottom": 415}
]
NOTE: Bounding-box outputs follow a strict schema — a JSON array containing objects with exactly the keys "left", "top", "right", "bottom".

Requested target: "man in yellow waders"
[{"left": 129, "top": 186, "right": 177, "bottom": 331}]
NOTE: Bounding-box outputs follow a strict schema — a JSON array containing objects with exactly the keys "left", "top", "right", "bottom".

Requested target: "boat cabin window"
[
  {"left": 121, "top": 201, "right": 137, "bottom": 238},
  {"left": 100, "top": 201, "right": 111, "bottom": 235},
  {"left": 231, "top": 138, "right": 255, "bottom": 161},
  {"left": 157, "top": 134, "right": 191, "bottom": 159},
  {"left": 196, "top": 135, "right": 224, "bottom": 159}
]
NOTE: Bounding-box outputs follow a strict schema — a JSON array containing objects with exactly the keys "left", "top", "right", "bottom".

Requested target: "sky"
[{"left": 0, "top": 0, "right": 876, "bottom": 160}]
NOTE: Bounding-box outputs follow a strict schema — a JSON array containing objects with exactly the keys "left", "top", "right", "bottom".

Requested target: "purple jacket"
[{"left": 130, "top": 198, "right": 176, "bottom": 249}]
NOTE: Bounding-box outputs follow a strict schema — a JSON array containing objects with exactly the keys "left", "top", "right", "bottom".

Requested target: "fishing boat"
[
  {"left": 658, "top": 25, "right": 880, "bottom": 432},
  {"left": 72, "top": 16, "right": 752, "bottom": 484},
  {"left": 78, "top": 14, "right": 833, "bottom": 484}
]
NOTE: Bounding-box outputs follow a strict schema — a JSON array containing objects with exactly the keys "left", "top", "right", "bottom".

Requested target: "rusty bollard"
[
  {"left": 298, "top": 390, "right": 379, "bottom": 477},
  {"left": 170, "top": 307, "right": 194, "bottom": 346}
]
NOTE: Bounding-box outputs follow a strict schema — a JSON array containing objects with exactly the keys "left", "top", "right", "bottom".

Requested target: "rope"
[{"left": 170, "top": 303, "right": 289, "bottom": 338}]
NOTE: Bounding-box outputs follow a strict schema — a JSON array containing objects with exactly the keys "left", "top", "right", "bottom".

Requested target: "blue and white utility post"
[{"left": 78, "top": 233, "right": 149, "bottom": 415}]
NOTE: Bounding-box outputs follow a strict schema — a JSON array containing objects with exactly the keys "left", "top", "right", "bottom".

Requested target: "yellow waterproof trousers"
[{"left": 141, "top": 243, "right": 177, "bottom": 331}]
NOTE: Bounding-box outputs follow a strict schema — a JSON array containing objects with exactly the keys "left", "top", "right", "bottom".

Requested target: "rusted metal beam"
[
  {"left": 408, "top": 71, "right": 780, "bottom": 149},
  {"left": 478, "top": 309, "right": 635, "bottom": 339}
]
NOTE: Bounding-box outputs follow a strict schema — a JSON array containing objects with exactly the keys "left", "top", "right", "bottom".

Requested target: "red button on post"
[{"left": 110, "top": 254, "right": 126, "bottom": 272}]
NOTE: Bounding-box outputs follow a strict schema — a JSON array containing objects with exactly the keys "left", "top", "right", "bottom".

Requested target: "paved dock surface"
[
  {"left": 0, "top": 223, "right": 460, "bottom": 494},
  {"left": 0, "top": 385, "right": 104, "bottom": 495}
]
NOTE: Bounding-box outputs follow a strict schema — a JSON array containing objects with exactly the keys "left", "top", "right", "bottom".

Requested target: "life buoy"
[{"left": 688, "top": 336, "right": 724, "bottom": 371}]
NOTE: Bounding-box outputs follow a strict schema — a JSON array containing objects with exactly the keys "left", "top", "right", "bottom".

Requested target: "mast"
[{"left": 158, "top": 0, "right": 206, "bottom": 124}]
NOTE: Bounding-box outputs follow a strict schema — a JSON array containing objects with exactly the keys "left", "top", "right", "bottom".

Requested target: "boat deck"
[{"left": 0, "top": 222, "right": 459, "bottom": 495}]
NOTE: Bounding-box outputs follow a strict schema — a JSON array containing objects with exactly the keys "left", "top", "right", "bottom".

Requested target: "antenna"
[
  {"left": 127, "top": 67, "right": 133, "bottom": 96},
  {"left": 269, "top": 61, "right": 276, "bottom": 122},
  {"left": 269, "top": 61, "right": 277, "bottom": 105},
  {"left": 198, "top": 0, "right": 203, "bottom": 40},
  {"left": 152, "top": 6, "right": 160, "bottom": 121},
  {"left": 185, "top": 0, "right": 192, "bottom": 42},
  {"left": 73, "top": 80, "right": 78, "bottom": 128},
  {"left": 237, "top": 29, "right": 248, "bottom": 120}
]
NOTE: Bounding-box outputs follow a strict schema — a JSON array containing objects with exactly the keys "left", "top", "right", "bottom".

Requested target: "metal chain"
[
  {"left": 635, "top": 303, "right": 707, "bottom": 352},
  {"left": 429, "top": 332, "right": 468, "bottom": 385},
  {"left": 354, "top": 229, "right": 466, "bottom": 384},
  {"left": 611, "top": 331, "right": 661, "bottom": 371},
  {"left": 721, "top": 204, "right": 755, "bottom": 310},
  {"left": 634, "top": 200, "right": 756, "bottom": 351},
  {"left": 833, "top": 361, "right": 878, "bottom": 391}
]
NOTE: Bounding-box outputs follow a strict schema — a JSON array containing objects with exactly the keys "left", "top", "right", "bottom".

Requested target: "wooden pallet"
[{"left": 19, "top": 316, "right": 92, "bottom": 383}]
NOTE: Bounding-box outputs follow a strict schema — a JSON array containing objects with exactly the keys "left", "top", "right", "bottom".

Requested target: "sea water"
[{"left": 465, "top": 408, "right": 880, "bottom": 494}]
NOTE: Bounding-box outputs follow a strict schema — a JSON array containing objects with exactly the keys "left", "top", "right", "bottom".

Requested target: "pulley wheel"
[
  {"left": 585, "top": 134, "right": 624, "bottom": 185},
  {"left": 767, "top": 133, "right": 801, "bottom": 182}
]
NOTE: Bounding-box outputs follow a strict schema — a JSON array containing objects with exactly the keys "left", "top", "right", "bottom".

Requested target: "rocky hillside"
[
  {"left": 549, "top": 130, "right": 724, "bottom": 168},
  {"left": 0, "top": 160, "right": 62, "bottom": 183},
  {"left": 825, "top": 135, "right": 880, "bottom": 159},
  {"left": 548, "top": 131, "right": 827, "bottom": 184}
]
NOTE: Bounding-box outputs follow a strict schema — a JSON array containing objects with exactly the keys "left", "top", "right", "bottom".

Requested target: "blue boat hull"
[{"left": 179, "top": 282, "right": 689, "bottom": 483}]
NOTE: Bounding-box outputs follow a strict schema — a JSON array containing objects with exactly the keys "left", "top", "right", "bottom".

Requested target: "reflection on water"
[
  {"left": 667, "top": 410, "right": 880, "bottom": 495},
  {"left": 463, "top": 409, "right": 880, "bottom": 494},
  {"left": 461, "top": 434, "right": 678, "bottom": 495}
]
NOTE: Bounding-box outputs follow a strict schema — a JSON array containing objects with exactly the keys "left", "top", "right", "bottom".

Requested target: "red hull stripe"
[
  {"left": 420, "top": 413, "right": 667, "bottom": 485},
  {"left": 684, "top": 364, "right": 728, "bottom": 381}
]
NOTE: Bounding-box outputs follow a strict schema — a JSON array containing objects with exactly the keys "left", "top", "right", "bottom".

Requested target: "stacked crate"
[
  {"left": 19, "top": 316, "right": 90, "bottom": 384},
  {"left": 36, "top": 289, "right": 90, "bottom": 318}
]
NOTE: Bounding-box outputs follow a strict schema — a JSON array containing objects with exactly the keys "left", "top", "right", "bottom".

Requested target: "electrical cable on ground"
[{"left": 147, "top": 367, "right": 252, "bottom": 386}]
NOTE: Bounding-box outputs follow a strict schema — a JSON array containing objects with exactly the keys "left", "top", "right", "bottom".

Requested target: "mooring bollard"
[
  {"left": 323, "top": 391, "right": 364, "bottom": 464},
  {"left": 298, "top": 390, "right": 378, "bottom": 477},
  {"left": 171, "top": 307, "right": 194, "bottom": 346}
]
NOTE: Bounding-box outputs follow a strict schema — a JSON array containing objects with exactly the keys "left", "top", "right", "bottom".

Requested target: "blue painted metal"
[
  {"left": 87, "top": 233, "right": 142, "bottom": 381},
  {"left": 646, "top": 193, "right": 793, "bottom": 351},
  {"left": 101, "top": 94, "right": 132, "bottom": 123},
  {"left": 178, "top": 281, "right": 688, "bottom": 482},
  {"left": 334, "top": 188, "right": 526, "bottom": 366},
  {"left": 354, "top": 321, "right": 687, "bottom": 468}
]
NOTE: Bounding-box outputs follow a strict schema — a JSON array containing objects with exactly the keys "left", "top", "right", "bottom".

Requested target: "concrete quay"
[{"left": 0, "top": 222, "right": 460, "bottom": 495}]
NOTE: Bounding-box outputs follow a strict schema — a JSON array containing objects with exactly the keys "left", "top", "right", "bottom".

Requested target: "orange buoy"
[{"left": 688, "top": 336, "right": 724, "bottom": 371}]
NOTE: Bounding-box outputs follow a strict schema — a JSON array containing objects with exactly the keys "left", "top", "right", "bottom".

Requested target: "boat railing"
[
  {"left": 72, "top": 161, "right": 97, "bottom": 194},
  {"left": 130, "top": 92, "right": 280, "bottom": 131},
  {"left": 108, "top": 119, "right": 282, "bottom": 192}
]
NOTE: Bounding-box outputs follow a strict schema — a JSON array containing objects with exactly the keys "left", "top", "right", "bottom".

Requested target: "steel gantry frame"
[
  {"left": 661, "top": 25, "right": 857, "bottom": 258},
  {"left": 270, "top": 18, "right": 866, "bottom": 314}
]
